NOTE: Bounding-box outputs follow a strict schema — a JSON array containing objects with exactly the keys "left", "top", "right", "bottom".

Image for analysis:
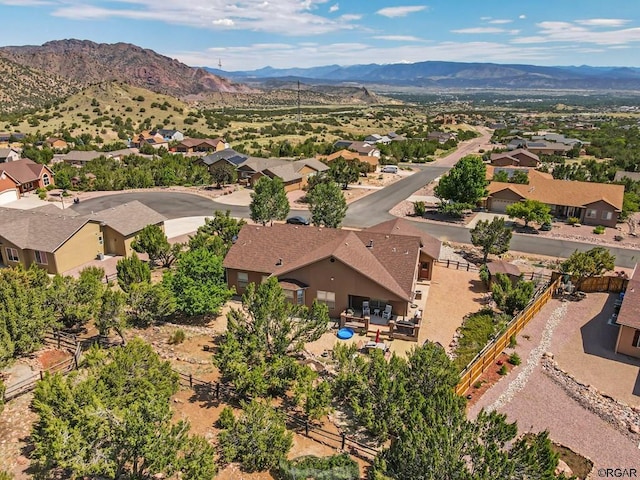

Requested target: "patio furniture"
[
  {"left": 382, "top": 304, "right": 392, "bottom": 321},
  {"left": 362, "top": 301, "right": 370, "bottom": 317},
  {"left": 364, "top": 341, "right": 388, "bottom": 353},
  {"left": 373, "top": 308, "right": 381, "bottom": 317}
]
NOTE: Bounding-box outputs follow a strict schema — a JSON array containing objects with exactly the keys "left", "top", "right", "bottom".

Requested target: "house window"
[
  {"left": 98, "top": 235, "right": 103, "bottom": 245},
  {"left": 237, "top": 272, "right": 249, "bottom": 289},
  {"left": 601, "top": 211, "right": 613, "bottom": 221},
  {"left": 34, "top": 250, "right": 48, "bottom": 265},
  {"left": 42, "top": 174, "right": 50, "bottom": 186},
  {"left": 586, "top": 209, "right": 597, "bottom": 219},
  {"left": 297, "top": 289, "right": 304, "bottom": 305},
  {"left": 5, "top": 247, "right": 19, "bottom": 262},
  {"left": 316, "top": 290, "right": 335, "bottom": 310},
  {"left": 633, "top": 329, "right": 640, "bottom": 348}
]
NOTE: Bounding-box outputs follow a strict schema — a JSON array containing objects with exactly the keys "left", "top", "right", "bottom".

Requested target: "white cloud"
[
  {"left": 329, "top": 3, "right": 339, "bottom": 13},
  {"left": 488, "top": 19, "right": 512, "bottom": 24},
  {"left": 173, "top": 40, "right": 558, "bottom": 71},
  {"left": 0, "top": 0, "right": 52, "bottom": 4},
  {"left": 47, "top": 0, "right": 362, "bottom": 36},
  {"left": 212, "top": 18, "right": 234, "bottom": 27},
  {"left": 519, "top": 15, "right": 526, "bottom": 19},
  {"left": 373, "top": 35, "right": 424, "bottom": 42},
  {"left": 512, "top": 20, "right": 640, "bottom": 46},
  {"left": 576, "top": 18, "right": 630, "bottom": 27},
  {"left": 376, "top": 5, "right": 426, "bottom": 18},
  {"left": 452, "top": 27, "right": 507, "bottom": 34}
]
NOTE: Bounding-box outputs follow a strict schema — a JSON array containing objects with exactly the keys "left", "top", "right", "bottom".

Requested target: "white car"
[{"left": 380, "top": 165, "right": 398, "bottom": 173}]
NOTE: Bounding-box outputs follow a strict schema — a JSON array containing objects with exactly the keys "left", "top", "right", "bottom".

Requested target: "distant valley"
[{"left": 206, "top": 61, "right": 640, "bottom": 91}]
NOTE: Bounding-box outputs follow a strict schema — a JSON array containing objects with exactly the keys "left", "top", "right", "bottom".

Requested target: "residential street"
[{"left": 71, "top": 129, "right": 640, "bottom": 267}]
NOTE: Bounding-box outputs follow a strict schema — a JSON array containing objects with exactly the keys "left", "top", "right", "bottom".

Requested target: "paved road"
[{"left": 71, "top": 129, "right": 640, "bottom": 267}]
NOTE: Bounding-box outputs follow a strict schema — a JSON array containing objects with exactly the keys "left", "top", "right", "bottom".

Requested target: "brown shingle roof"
[
  {"left": 0, "top": 158, "right": 51, "bottom": 184},
  {"left": 0, "top": 207, "right": 92, "bottom": 252},
  {"left": 87, "top": 201, "right": 166, "bottom": 237},
  {"left": 617, "top": 265, "right": 640, "bottom": 329},
  {"left": 178, "top": 137, "right": 225, "bottom": 148},
  {"left": 223, "top": 224, "right": 421, "bottom": 301},
  {"left": 487, "top": 169, "right": 624, "bottom": 210},
  {"left": 364, "top": 218, "right": 441, "bottom": 260},
  {"left": 63, "top": 150, "right": 102, "bottom": 163}
]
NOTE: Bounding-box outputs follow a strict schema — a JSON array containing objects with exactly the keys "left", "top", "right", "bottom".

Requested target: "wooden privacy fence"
[
  {"left": 455, "top": 277, "right": 561, "bottom": 397},
  {"left": 176, "top": 372, "right": 381, "bottom": 460},
  {"left": 550, "top": 271, "right": 628, "bottom": 293},
  {"left": 3, "top": 331, "right": 81, "bottom": 402},
  {"left": 436, "top": 259, "right": 552, "bottom": 283}
]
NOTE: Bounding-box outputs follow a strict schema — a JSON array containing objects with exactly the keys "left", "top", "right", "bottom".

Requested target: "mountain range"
[{"left": 205, "top": 62, "right": 640, "bottom": 90}]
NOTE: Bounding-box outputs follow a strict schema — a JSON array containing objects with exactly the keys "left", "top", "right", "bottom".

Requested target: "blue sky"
[{"left": 1, "top": 1, "right": 640, "bottom": 70}]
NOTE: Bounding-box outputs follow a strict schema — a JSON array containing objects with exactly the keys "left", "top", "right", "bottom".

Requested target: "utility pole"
[{"left": 297, "top": 80, "right": 301, "bottom": 123}]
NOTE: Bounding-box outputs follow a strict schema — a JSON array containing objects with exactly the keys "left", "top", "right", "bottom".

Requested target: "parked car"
[
  {"left": 540, "top": 222, "right": 552, "bottom": 231},
  {"left": 286, "top": 216, "right": 310, "bottom": 225},
  {"left": 380, "top": 165, "right": 398, "bottom": 173}
]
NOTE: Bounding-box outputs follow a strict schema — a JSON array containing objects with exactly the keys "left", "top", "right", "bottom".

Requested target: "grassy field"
[{"left": 4, "top": 82, "right": 435, "bottom": 149}]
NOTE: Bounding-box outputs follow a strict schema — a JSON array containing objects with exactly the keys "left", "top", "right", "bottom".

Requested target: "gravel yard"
[{"left": 469, "top": 296, "right": 640, "bottom": 472}]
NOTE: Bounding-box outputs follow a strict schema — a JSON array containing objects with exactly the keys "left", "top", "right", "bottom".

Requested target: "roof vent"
[
  {"left": 367, "top": 240, "right": 374, "bottom": 248},
  {"left": 276, "top": 258, "right": 283, "bottom": 266}
]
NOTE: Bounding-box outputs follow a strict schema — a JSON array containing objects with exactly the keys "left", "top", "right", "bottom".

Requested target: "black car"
[{"left": 286, "top": 216, "right": 310, "bottom": 225}]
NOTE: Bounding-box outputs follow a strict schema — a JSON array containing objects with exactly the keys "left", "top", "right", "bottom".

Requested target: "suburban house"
[
  {"left": 106, "top": 148, "right": 141, "bottom": 161},
  {"left": 0, "top": 201, "right": 165, "bottom": 275},
  {"left": 87, "top": 201, "right": 166, "bottom": 257},
  {"left": 364, "top": 134, "right": 393, "bottom": 145},
  {"left": 236, "top": 157, "right": 329, "bottom": 192},
  {"left": 427, "top": 131, "right": 456, "bottom": 144},
  {"left": 132, "top": 131, "right": 167, "bottom": 149},
  {"left": 333, "top": 140, "right": 381, "bottom": 158},
  {"left": 613, "top": 171, "right": 640, "bottom": 183},
  {"left": 0, "top": 132, "right": 25, "bottom": 147},
  {"left": 490, "top": 149, "right": 540, "bottom": 167},
  {"left": 174, "top": 137, "right": 229, "bottom": 154},
  {"left": 319, "top": 149, "right": 378, "bottom": 172},
  {"left": 614, "top": 265, "right": 640, "bottom": 359},
  {"left": 153, "top": 129, "right": 184, "bottom": 142},
  {"left": 45, "top": 137, "right": 69, "bottom": 150},
  {"left": 485, "top": 167, "right": 624, "bottom": 228},
  {"left": 0, "top": 158, "right": 54, "bottom": 204},
  {"left": 196, "top": 148, "right": 249, "bottom": 173},
  {"left": 223, "top": 219, "right": 440, "bottom": 329},
  {"left": 0, "top": 148, "right": 21, "bottom": 163},
  {"left": 63, "top": 150, "right": 104, "bottom": 166},
  {"left": 525, "top": 141, "right": 573, "bottom": 156}
]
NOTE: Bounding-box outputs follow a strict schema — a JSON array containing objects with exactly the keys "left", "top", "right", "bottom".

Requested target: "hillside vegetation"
[{"left": 0, "top": 56, "right": 78, "bottom": 113}]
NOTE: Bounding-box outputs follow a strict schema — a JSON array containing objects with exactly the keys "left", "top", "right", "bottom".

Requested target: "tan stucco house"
[
  {"left": 486, "top": 168, "right": 624, "bottom": 228},
  {"left": 223, "top": 219, "right": 440, "bottom": 320},
  {"left": 615, "top": 265, "right": 640, "bottom": 359},
  {"left": 0, "top": 201, "right": 165, "bottom": 275},
  {"left": 490, "top": 149, "right": 540, "bottom": 167},
  {"left": 236, "top": 157, "right": 329, "bottom": 192},
  {"left": 320, "top": 149, "right": 379, "bottom": 172}
]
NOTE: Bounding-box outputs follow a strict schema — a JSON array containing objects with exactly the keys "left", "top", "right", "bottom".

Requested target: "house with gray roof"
[
  {"left": 63, "top": 150, "right": 104, "bottom": 166},
  {"left": 0, "top": 201, "right": 165, "bottom": 274},
  {"left": 0, "top": 148, "right": 21, "bottom": 163},
  {"left": 237, "top": 157, "right": 329, "bottom": 192}
]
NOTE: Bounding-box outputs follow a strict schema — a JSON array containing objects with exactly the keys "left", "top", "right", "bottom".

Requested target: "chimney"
[{"left": 367, "top": 240, "right": 374, "bottom": 248}]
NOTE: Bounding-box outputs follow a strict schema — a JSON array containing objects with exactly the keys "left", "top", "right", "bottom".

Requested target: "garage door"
[
  {"left": 490, "top": 198, "right": 516, "bottom": 213},
  {"left": 0, "top": 189, "right": 18, "bottom": 205}
]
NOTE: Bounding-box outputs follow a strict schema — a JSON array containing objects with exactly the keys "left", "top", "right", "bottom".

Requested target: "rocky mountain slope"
[
  {"left": 0, "top": 39, "right": 252, "bottom": 99},
  {"left": 0, "top": 56, "right": 78, "bottom": 113}
]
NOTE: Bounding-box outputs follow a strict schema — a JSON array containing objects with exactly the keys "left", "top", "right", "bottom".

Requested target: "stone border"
[{"left": 541, "top": 354, "right": 640, "bottom": 443}]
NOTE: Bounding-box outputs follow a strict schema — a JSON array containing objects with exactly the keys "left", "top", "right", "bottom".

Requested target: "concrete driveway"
[{"left": 465, "top": 212, "right": 512, "bottom": 229}]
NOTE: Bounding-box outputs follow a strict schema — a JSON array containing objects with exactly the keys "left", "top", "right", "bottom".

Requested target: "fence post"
[
  {"left": 189, "top": 374, "right": 192, "bottom": 388},
  {"left": 57, "top": 333, "right": 61, "bottom": 349},
  {"left": 447, "top": 259, "right": 450, "bottom": 268},
  {"left": 305, "top": 419, "right": 309, "bottom": 436},
  {"left": 40, "top": 371, "right": 43, "bottom": 380},
  {"left": 105, "top": 274, "right": 109, "bottom": 283},
  {"left": 341, "top": 432, "right": 346, "bottom": 450},
  {"left": 216, "top": 382, "right": 220, "bottom": 400},
  {"left": 466, "top": 263, "right": 470, "bottom": 272},
  {"left": 456, "top": 261, "right": 460, "bottom": 270}
]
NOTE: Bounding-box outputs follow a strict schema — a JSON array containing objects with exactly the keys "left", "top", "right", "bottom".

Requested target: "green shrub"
[
  {"left": 473, "top": 380, "right": 484, "bottom": 389},
  {"left": 413, "top": 200, "right": 426, "bottom": 217},
  {"left": 567, "top": 217, "right": 580, "bottom": 225},
  {"left": 168, "top": 329, "right": 186, "bottom": 345},
  {"left": 593, "top": 225, "right": 605, "bottom": 235},
  {"left": 218, "top": 406, "right": 235, "bottom": 429},
  {"left": 38, "top": 190, "right": 47, "bottom": 200},
  {"left": 0, "top": 378, "right": 5, "bottom": 414},
  {"left": 278, "top": 454, "right": 359, "bottom": 480},
  {"left": 479, "top": 264, "right": 490, "bottom": 286},
  {"left": 0, "top": 470, "right": 14, "bottom": 480},
  {"left": 498, "top": 364, "right": 508, "bottom": 375},
  {"left": 508, "top": 353, "right": 521, "bottom": 366},
  {"left": 508, "top": 335, "right": 517, "bottom": 348}
]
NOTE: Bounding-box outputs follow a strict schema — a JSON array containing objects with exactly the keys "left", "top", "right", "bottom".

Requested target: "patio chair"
[
  {"left": 382, "top": 304, "right": 392, "bottom": 321},
  {"left": 362, "top": 301, "right": 370, "bottom": 317}
]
